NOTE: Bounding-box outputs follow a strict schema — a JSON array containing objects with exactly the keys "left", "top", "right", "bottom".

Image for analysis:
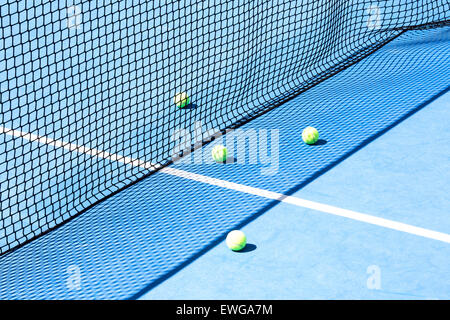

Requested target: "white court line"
[
  {"left": 0, "top": 126, "right": 161, "bottom": 171},
  {"left": 2, "top": 125, "right": 450, "bottom": 244}
]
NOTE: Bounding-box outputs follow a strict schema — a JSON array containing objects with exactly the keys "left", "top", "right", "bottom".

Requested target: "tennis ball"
[
  {"left": 226, "top": 230, "right": 247, "bottom": 251},
  {"left": 212, "top": 145, "right": 227, "bottom": 163},
  {"left": 302, "top": 126, "right": 319, "bottom": 145},
  {"left": 174, "top": 92, "right": 190, "bottom": 108}
]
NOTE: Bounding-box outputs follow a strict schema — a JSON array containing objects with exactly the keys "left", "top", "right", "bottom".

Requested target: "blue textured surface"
[
  {"left": 0, "top": 28, "right": 448, "bottom": 299},
  {"left": 142, "top": 89, "right": 450, "bottom": 300},
  {"left": 6, "top": 0, "right": 433, "bottom": 254},
  {"left": 173, "top": 28, "right": 450, "bottom": 194}
]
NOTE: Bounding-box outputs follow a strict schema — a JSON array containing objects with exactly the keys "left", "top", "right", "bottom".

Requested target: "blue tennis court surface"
[
  {"left": 0, "top": 25, "right": 448, "bottom": 299},
  {"left": 141, "top": 90, "right": 450, "bottom": 300}
]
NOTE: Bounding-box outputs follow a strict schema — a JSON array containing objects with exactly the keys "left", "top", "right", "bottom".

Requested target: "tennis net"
[{"left": 0, "top": 0, "right": 448, "bottom": 255}]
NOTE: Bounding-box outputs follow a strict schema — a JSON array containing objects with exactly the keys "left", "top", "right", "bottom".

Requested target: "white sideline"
[{"left": 1, "top": 125, "right": 449, "bottom": 244}]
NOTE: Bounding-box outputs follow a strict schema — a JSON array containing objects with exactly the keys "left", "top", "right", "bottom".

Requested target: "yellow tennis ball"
[
  {"left": 226, "top": 230, "right": 247, "bottom": 251},
  {"left": 211, "top": 145, "right": 228, "bottom": 163},
  {"left": 174, "top": 92, "right": 190, "bottom": 108},
  {"left": 302, "top": 126, "right": 319, "bottom": 144}
]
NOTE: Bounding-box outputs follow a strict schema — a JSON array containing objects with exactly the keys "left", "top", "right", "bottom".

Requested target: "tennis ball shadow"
[
  {"left": 215, "top": 157, "right": 237, "bottom": 164},
  {"left": 236, "top": 243, "right": 257, "bottom": 253},
  {"left": 182, "top": 103, "right": 198, "bottom": 110},
  {"left": 311, "top": 139, "right": 327, "bottom": 146}
]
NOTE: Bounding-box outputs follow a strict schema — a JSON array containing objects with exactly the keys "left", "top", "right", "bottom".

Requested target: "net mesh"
[{"left": 0, "top": 0, "right": 449, "bottom": 255}]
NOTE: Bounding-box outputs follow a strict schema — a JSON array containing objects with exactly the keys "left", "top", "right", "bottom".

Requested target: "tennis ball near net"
[
  {"left": 174, "top": 92, "right": 190, "bottom": 108},
  {"left": 302, "top": 126, "right": 319, "bottom": 145},
  {"left": 226, "top": 230, "right": 247, "bottom": 251},
  {"left": 211, "top": 145, "right": 228, "bottom": 163}
]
